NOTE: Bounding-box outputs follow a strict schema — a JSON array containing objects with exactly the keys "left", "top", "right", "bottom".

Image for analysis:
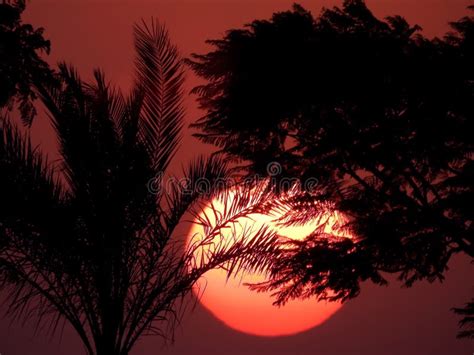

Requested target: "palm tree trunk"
[{"left": 96, "top": 342, "right": 124, "bottom": 355}]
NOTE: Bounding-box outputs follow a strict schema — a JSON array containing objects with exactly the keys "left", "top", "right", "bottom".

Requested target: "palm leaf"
[
  {"left": 453, "top": 299, "right": 474, "bottom": 338},
  {"left": 159, "top": 154, "right": 230, "bottom": 240},
  {"left": 0, "top": 116, "right": 66, "bottom": 247},
  {"left": 0, "top": 117, "right": 89, "bottom": 344},
  {"left": 133, "top": 19, "right": 185, "bottom": 174}
]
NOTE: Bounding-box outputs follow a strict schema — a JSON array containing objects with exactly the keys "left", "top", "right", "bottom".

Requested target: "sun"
[{"left": 187, "top": 186, "right": 350, "bottom": 337}]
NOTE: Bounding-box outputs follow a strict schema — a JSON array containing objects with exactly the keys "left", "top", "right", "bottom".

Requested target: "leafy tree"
[
  {"left": 0, "top": 21, "right": 279, "bottom": 355},
  {"left": 188, "top": 0, "right": 474, "bottom": 337},
  {"left": 0, "top": 0, "right": 53, "bottom": 125}
]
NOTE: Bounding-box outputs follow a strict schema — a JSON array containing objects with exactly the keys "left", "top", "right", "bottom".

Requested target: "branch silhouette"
[{"left": 189, "top": 0, "right": 474, "bottom": 338}]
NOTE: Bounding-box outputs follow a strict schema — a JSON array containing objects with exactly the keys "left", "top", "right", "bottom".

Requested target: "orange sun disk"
[{"left": 187, "top": 189, "right": 350, "bottom": 337}]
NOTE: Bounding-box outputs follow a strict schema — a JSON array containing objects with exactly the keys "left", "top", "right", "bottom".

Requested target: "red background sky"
[{"left": 1, "top": 1, "right": 473, "bottom": 354}]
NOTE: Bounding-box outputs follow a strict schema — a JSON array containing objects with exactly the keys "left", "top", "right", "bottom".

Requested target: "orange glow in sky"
[{"left": 187, "top": 188, "right": 350, "bottom": 337}]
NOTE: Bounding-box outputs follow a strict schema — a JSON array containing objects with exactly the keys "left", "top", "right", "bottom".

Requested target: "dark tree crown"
[{"left": 189, "top": 0, "right": 474, "bottom": 338}]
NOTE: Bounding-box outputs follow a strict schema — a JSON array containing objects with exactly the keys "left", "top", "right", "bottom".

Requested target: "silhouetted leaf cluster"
[
  {"left": 189, "top": 0, "right": 474, "bottom": 337},
  {"left": 0, "top": 0, "right": 53, "bottom": 125}
]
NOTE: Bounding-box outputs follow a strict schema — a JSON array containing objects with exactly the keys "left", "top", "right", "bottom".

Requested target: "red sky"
[{"left": 1, "top": 1, "right": 473, "bottom": 354}]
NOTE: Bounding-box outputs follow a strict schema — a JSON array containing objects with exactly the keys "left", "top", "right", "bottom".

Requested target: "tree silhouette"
[
  {"left": 0, "top": 21, "right": 280, "bottom": 355},
  {"left": 0, "top": 0, "right": 53, "bottom": 125},
  {"left": 188, "top": 0, "right": 474, "bottom": 337}
]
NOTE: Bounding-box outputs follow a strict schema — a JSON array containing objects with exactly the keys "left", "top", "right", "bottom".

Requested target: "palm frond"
[
  {"left": 133, "top": 19, "right": 185, "bottom": 174},
  {"left": 120, "top": 178, "right": 282, "bottom": 351},
  {"left": 0, "top": 116, "right": 65, "bottom": 242},
  {"left": 85, "top": 69, "right": 128, "bottom": 139},
  {"left": 0, "top": 117, "right": 90, "bottom": 345},
  {"left": 159, "top": 154, "right": 231, "bottom": 240},
  {"left": 453, "top": 299, "right": 474, "bottom": 338},
  {"left": 187, "top": 180, "right": 284, "bottom": 276},
  {"left": 35, "top": 63, "right": 91, "bottom": 194}
]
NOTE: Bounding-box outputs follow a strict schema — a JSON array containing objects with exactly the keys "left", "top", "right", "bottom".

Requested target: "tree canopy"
[
  {"left": 188, "top": 0, "right": 474, "bottom": 337},
  {"left": 0, "top": 0, "right": 53, "bottom": 125}
]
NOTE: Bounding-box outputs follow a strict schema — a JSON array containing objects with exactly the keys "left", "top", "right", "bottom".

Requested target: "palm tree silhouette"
[{"left": 0, "top": 20, "right": 279, "bottom": 355}]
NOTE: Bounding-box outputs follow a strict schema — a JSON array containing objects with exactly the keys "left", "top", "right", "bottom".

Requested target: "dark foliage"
[
  {"left": 0, "top": 0, "right": 53, "bottom": 125},
  {"left": 188, "top": 0, "right": 474, "bottom": 337},
  {"left": 453, "top": 298, "right": 474, "bottom": 338},
  {"left": 0, "top": 21, "right": 280, "bottom": 355}
]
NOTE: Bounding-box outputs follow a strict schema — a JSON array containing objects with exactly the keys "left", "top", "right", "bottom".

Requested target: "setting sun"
[{"left": 187, "top": 187, "right": 350, "bottom": 336}]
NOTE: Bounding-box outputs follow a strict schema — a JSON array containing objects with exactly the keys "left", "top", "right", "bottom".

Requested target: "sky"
[{"left": 1, "top": 0, "right": 473, "bottom": 354}]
